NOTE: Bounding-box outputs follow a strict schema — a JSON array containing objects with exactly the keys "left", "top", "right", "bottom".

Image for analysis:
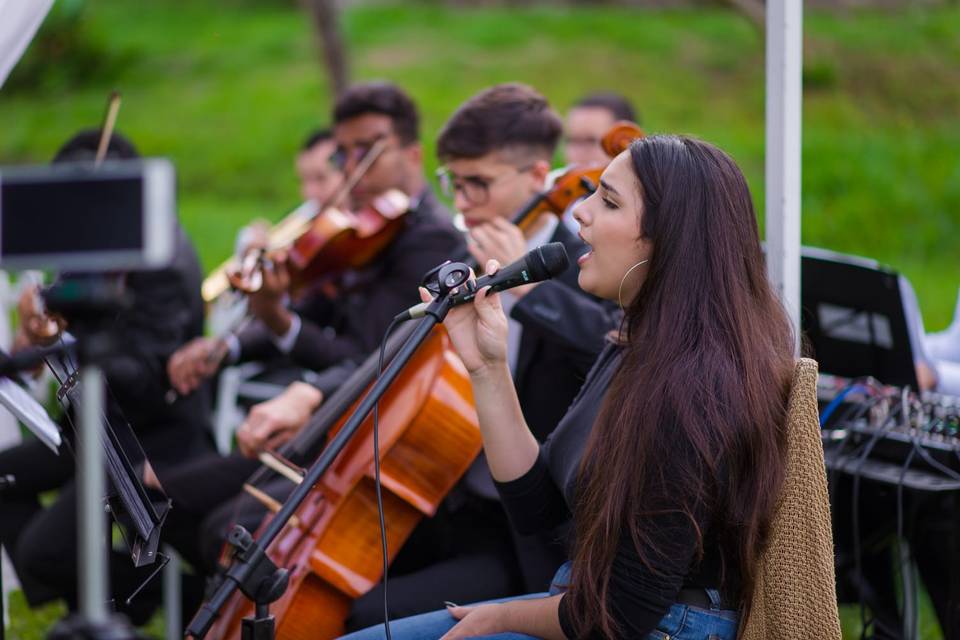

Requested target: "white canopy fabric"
[{"left": 0, "top": 0, "right": 55, "bottom": 88}]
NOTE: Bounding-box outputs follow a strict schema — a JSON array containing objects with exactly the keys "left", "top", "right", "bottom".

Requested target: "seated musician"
[
  {"left": 229, "top": 127, "right": 345, "bottom": 261},
  {"left": 184, "top": 82, "right": 618, "bottom": 631},
  {"left": 340, "top": 82, "right": 620, "bottom": 630},
  {"left": 150, "top": 81, "right": 465, "bottom": 578},
  {"left": 563, "top": 91, "right": 638, "bottom": 168},
  {"left": 0, "top": 130, "right": 212, "bottom": 623},
  {"left": 165, "top": 82, "right": 460, "bottom": 430},
  {"left": 193, "top": 127, "right": 347, "bottom": 406},
  {"left": 341, "top": 134, "right": 797, "bottom": 639},
  {"left": 561, "top": 92, "right": 638, "bottom": 233},
  {"left": 297, "top": 127, "right": 345, "bottom": 205}
]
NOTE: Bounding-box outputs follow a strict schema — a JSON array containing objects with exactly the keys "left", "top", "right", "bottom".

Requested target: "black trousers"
[{"left": 0, "top": 438, "right": 169, "bottom": 624}]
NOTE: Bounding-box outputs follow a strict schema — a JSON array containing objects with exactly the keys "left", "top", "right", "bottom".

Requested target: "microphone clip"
[
  {"left": 394, "top": 260, "right": 475, "bottom": 324},
  {"left": 420, "top": 260, "right": 474, "bottom": 298}
]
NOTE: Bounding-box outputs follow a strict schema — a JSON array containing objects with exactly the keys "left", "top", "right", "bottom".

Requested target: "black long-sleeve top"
[{"left": 496, "top": 343, "right": 739, "bottom": 638}]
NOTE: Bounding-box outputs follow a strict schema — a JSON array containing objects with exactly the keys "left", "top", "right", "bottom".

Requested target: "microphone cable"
[{"left": 373, "top": 314, "right": 403, "bottom": 640}]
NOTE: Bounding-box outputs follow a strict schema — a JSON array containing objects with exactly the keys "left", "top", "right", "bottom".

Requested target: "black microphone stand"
[{"left": 186, "top": 263, "right": 473, "bottom": 640}]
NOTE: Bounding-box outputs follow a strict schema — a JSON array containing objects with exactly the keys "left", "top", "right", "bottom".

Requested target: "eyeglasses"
[
  {"left": 564, "top": 135, "right": 602, "bottom": 148},
  {"left": 331, "top": 135, "right": 392, "bottom": 172},
  {"left": 436, "top": 165, "right": 534, "bottom": 206}
]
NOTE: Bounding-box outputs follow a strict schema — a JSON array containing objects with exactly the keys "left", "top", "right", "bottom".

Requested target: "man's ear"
[
  {"left": 530, "top": 159, "right": 551, "bottom": 188},
  {"left": 402, "top": 142, "right": 423, "bottom": 169}
]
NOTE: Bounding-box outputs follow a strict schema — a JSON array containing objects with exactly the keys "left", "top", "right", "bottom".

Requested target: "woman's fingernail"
[{"left": 443, "top": 601, "right": 458, "bottom": 608}]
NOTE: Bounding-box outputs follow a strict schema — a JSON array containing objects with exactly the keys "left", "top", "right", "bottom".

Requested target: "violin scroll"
[{"left": 601, "top": 120, "right": 645, "bottom": 158}]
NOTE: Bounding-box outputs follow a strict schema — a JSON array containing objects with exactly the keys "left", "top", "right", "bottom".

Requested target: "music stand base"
[{"left": 47, "top": 613, "right": 142, "bottom": 640}]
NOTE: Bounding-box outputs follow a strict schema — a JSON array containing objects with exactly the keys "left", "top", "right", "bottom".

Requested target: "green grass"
[
  {"left": 6, "top": 590, "right": 165, "bottom": 639},
  {"left": 0, "top": 0, "right": 957, "bottom": 328},
  {"left": 2, "top": 2, "right": 958, "bottom": 636}
]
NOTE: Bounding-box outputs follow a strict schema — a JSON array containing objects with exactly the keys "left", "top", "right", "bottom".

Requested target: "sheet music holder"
[
  {"left": 800, "top": 247, "right": 919, "bottom": 389},
  {"left": 0, "top": 376, "right": 61, "bottom": 453},
  {"left": 0, "top": 338, "right": 168, "bottom": 567},
  {"left": 43, "top": 343, "right": 169, "bottom": 567}
]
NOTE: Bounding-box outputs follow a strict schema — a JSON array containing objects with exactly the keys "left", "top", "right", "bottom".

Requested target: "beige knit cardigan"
[{"left": 739, "top": 358, "right": 842, "bottom": 640}]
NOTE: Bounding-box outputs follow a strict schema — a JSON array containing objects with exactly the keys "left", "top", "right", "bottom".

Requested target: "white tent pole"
[{"left": 765, "top": 0, "right": 803, "bottom": 352}]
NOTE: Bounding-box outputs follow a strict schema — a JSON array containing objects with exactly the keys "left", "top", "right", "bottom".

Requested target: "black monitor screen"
[{"left": 1, "top": 174, "right": 143, "bottom": 257}]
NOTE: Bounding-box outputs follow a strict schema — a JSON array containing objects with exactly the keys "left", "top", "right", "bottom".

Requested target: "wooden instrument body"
[
  {"left": 287, "top": 190, "right": 409, "bottom": 293},
  {"left": 209, "top": 328, "right": 480, "bottom": 639},
  {"left": 205, "top": 120, "right": 645, "bottom": 637}
]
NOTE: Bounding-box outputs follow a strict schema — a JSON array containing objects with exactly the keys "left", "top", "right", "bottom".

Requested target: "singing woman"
[{"left": 341, "top": 134, "right": 797, "bottom": 640}]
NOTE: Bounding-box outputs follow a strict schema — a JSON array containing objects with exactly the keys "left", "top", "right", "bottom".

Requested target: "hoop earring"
[{"left": 618, "top": 260, "right": 649, "bottom": 310}]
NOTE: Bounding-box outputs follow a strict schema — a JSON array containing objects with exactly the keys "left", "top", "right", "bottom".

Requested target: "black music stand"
[{"left": 800, "top": 247, "right": 919, "bottom": 390}]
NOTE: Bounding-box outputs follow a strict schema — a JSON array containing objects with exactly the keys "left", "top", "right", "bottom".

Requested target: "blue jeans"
[{"left": 338, "top": 563, "right": 738, "bottom": 640}]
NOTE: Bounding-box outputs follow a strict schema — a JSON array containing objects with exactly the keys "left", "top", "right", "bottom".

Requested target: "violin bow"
[
  {"left": 273, "top": 135, "right": 392, "bottom": 248},
  {"left": 94, "top": 90, "right": 122, "bottom": 167}
]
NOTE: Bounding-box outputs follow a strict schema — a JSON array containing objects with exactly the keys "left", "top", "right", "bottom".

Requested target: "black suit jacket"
[
  {"left": 234, "top": 189, "right": 464, "bottom": 388},
  {"left": 60, "top": 225, "right": 212, "bottom": 476},
  {"left": 512, "top": 222, "right": 617, "bottom": 441},
  {"left": 160, "top": 190, "right": 464, "bottom": 517}
]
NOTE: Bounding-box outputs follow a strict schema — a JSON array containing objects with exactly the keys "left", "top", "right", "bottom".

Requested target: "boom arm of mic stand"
[{"left": 186, "top": 295, "right": 455, "bottom": 639}]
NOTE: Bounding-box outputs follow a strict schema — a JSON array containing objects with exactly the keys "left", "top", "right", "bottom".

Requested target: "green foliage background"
[
  {"left": 1, "top": 0, "right": 957, "bottom": 327},
  {"left": 1, "top": 2, "right": 957, "bottom": 636}
]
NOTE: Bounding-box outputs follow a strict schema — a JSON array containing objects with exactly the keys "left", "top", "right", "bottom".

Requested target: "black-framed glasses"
[{"left": 436, "top": 164, "right": 534, "bottom": 206}]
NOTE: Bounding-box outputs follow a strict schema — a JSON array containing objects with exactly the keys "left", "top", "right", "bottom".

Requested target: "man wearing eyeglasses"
[
  {"left": 165, "top": 81, "right": 461, "bottom": 423},
  {"left": 342, "top": 82, "right": 618, "bottom": 632},
  {"left": 148, "top": 82, "right": 464, "bottom": 600}
]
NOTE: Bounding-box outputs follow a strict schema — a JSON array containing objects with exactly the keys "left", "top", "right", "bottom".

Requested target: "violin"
[
  {"left": 200, "top": 120, "right": 645, "bottom": 640},
  {"left": 204, "top": 138, "right": 404, "bottom": 301},
  {"left": 511, "top": 119, "right": 643, "bottom": 233}
]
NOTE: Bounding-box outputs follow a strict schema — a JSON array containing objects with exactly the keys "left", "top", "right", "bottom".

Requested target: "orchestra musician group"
[{"left": 3, "top": 77, "right": 954, "bottom": 639}]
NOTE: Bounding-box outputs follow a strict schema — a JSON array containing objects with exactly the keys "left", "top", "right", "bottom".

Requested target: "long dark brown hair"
[{"left": 568, "top": 135, "right": 796, "bottom": 638}]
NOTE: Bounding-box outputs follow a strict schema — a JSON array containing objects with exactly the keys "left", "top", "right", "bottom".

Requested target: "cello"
[{"left": 199, "top": 121, "right": 645, "bottom": 640}]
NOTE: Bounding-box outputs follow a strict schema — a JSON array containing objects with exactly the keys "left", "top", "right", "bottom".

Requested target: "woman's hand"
[
  {"left": 425, "top": 259, "right": 509, "bottom": 377},
  {"left": 442, "top": 596, "right": 567, "bottom": 640},
  {"left": 440, "top": 603, "right": 508, "bottom": 640}
]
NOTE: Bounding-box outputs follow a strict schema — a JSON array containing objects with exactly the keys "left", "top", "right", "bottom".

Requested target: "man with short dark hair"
[
  {"left": 296, "top": 128, "right": 342, "bottom": 205},
  {"left": 559, "top": 91, "right": 638, "bottom": 234},
  {"left": 343, "top": 83, "right": 618, "bottom": 631},
  {"left": 167, "top": 81, "right": 458, "bottom": 417},
  {"left": 155, "top": 82, "right": 465, "bottom": 594},
  {"left": 563, "top": 91, "right": 637, "bottom": 167}
]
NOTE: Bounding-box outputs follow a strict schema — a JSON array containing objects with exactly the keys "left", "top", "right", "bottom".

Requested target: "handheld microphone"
[{"left": 398, "top": 242, "right": 570, "bottom": 321}]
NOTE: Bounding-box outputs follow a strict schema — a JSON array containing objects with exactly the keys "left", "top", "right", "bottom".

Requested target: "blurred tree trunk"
[
  {"left": 300, "top": 0, "right": 350, "bottom": 97},
  {"left": 724, "top": 0, "right": 765, "bottom": 30}
]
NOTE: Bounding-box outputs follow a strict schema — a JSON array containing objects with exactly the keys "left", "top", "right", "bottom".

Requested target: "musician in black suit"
[
  {"left": 177, "top": 83, "right": 613, "bottom": 629},
  {"left": 151, "top": 82, "right": 466, "bottom": 576},
  {"left": 343, "top": 82, "right": 618, "bottom": 630},
  {"left": 0, "top": 130, "right": 212, "bottom": 622}
]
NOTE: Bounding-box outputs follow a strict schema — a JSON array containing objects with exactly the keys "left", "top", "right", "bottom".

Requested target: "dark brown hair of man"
[
  {"left": 333, "top": 81, "right": 420, "bottom": 145},
  {"left": 573, "top": 91, "right": 638, "bottom": 124},
  {"left": 436, "top": 82, "right": 562, "bottom": 163},
  {"left": 568, "top": 135, "right": 796, "bottom": 638}
]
